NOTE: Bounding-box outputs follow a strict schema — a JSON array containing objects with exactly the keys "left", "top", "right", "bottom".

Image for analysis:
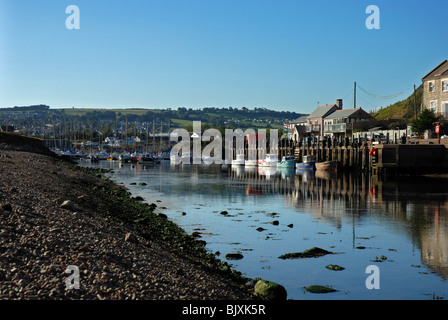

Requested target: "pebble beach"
[{"left": 0, "top": 145, "right": 255, "bottom": 300}]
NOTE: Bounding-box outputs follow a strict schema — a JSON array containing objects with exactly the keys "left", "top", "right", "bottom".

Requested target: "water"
[{"left": 81, "top": 160, "right": 448, "bottom": 300}]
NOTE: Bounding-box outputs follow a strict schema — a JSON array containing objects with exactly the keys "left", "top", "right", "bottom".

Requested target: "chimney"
[{"left": 336, "top": 99, "right": 343, "bottom": 110}]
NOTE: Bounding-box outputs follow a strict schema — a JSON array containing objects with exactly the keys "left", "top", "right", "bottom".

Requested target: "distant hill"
[
  {"left": 57, "top": 106, "right": 303, "bottom": 129},
  {"left": 372, "top": 85, "right": 423, "bottom": 121}
]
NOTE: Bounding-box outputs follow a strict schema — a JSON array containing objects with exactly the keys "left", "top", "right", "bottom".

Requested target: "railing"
[
  {"left": 324, "top": 123, "right": 346, "bottom": 133},
  {"left": 294, "top": 125, "right": 321, "bottom": 134},
  {"left": 306, "top": 125, "right": 321, "bottom": 133}
]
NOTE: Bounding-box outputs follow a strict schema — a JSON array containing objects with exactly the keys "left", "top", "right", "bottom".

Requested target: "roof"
[
  {"left": 307, "top": 104, "right": 338, "bottom": 119},
  {"left": 291, "top": 115, "right": 308, "bottom": 124},
  {"left": 324, "top": 108, "right": 372, "bottom": 119},
  {"left": 422, "top": 60, "right": 448, "bottom": 81}
]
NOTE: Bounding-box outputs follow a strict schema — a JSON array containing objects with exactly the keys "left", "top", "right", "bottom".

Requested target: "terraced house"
[
  {"left": 422, "top": 60, "right": 448, "bottom": 118},
  {"left": 288, "top": 99, "right": 375, "bottom": 141}
]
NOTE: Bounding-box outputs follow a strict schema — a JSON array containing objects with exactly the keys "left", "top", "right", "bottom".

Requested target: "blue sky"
[{"left": 1, "top": 0, "right": 447, "bottom": 114}]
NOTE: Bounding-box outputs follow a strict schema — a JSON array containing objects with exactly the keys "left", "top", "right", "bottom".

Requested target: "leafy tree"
[{"left": 411, "top": 109, "right": 438, "bottom": 135}]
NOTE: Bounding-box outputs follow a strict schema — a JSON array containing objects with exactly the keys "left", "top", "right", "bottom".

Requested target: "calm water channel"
[{"left": 82, "top": 160, "right": 448, "bottom": 300}]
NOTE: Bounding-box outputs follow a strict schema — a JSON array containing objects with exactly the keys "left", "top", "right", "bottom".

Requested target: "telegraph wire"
[{"left": 356, "top": 83, "right": 412, "bottom": 100}]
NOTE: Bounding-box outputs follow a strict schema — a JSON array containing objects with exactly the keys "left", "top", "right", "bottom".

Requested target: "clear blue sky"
[{"left": 1, "top": 0, "right": 447, "bottom": 114}]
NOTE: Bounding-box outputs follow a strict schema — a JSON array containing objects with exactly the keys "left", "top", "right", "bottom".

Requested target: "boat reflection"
[{"left": 227, "top": 166, "right": 448, "bottom": 280}]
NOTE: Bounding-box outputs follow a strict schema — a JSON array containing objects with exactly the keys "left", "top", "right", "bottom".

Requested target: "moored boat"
[
  {"left": 245, "top": 159, "right": 258, "bottom": 167},
  {"left": 315, "top": 160, "right": 338, "bottom": 171},
  {"left": 296, "top": 155, "right": 316, "bottom": 170},
  {"left": 138, "top": 154, "right": 156, "bottom": 165},
  {"left": 278, "top": 155, "right": 296, "bottom": 168},
  {"left": 231, "top": 154, "right": 245, "bottom": 166},
  {"left": 258, "top": 153, "right": 278, "bottom": 167},
  {"left": 119, "top": 153, "right": 131, "bottom": 163}
]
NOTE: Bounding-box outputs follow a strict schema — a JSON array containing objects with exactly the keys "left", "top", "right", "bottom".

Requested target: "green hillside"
[{"left": 372, "top": 85, "right": 423, "bottom": 121}]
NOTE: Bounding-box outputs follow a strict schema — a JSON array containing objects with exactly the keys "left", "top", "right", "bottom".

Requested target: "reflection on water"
[{"left": 85, "top": 161, "right": 448, "bottom": 300}]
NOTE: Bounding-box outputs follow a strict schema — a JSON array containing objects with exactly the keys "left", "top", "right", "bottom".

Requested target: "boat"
[
  {"left": 138, "top": 154, "right": 156, "bottom": 165},
  {"left": 277, "top": 155, "right": 296, "bottom": 168},
  {"left": 296, "top": 155, "right": 316, "bottom": 170},
  {"left": 96, "top": 151, "right": 109, "bottom": 161},
  {"left": 245, "top": 159, "right": 258, "bottom": 167},
  {"left": 258, "top": 153, "right": 278, "bottom": 167},
  {"left": 296, "top": 155, "right": 315, "bottom": 169},
  {"left": 119, "top": 153, "right": 132, "bottom": 163},
  {"left": 315, "top": 160, "right": 338, "bottom": 171},
  {"left": 231, "top": 154, "right": 245, "bottom": 166},
  {"left": 170, "top": 152, "right": 192, "bottom": 164}
]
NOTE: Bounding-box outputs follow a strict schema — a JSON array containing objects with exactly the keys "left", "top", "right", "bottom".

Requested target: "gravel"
[{"left": 0, "top": 150, "right": 254, "bottom": 300}]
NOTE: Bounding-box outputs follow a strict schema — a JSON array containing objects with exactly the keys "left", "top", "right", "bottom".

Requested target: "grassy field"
[{"left": 60, "top": 108, "right": 164, "bottom": 117}]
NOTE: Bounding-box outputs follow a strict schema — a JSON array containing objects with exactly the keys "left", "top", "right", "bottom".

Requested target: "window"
[
  {"left": 430, "top": 101, "right": 437, "bottom": 112},
  {"left": 429, "top": 82, "right": 435, "bottom": 92},
  {"left": 443, "top": 80, "right": 448, "bottom": 92},
  {"left": 442, "top": 102, "right": 448, "bottom": 118}
]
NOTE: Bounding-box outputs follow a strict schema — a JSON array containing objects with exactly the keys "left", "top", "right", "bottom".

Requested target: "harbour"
[{"left": 81, "top": 159, "right": 448, "bottom": 300}]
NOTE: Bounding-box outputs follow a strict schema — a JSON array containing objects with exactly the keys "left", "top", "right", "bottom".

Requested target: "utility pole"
[
  {"left": 413, "top": 84, "right": 417, "bottom": 118},
  {"left": 354, "top": 82, "right": 357, "bottom": 108}
]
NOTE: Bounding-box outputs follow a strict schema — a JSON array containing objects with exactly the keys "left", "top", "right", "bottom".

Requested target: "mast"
[
  {"left": 354, "top": 81, "right": 357, "bottom": 108},
  {"left": 160, "top": 122, "right": 163, "bottom": 153},
  {"left": 152, "top": 116, "right": 155, "bottom": 154}
]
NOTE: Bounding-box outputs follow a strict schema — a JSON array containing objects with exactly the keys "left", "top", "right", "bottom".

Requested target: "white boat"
[
  {"left": 231, "top": 154, "right": 245, "bottom": 166},
  {"left": 245, "top": 159, "right": 258, "bottom": 167},
  {"left": 258, "top": 153, "right": 278, "bottom": 167},
  {"left": 170, "top": 152, "right": 192, "bottom": 164},
  {"left": 277, "top": 155, "right": 295, "bottom": 168}
]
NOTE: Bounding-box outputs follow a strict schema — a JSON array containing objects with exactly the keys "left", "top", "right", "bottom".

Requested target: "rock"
[
  {"left": 124, "top": 232, "right": 138, "bottom": 244},
  {"left": 270, "top": 220, "right": 279, "bottom": 225},
  {"left": 1, "top": 203, "right": 13, "bottom": 212},
  {"left": 181, "top": 212, "right": 187, "bottom": 216},
  {"left": 138, "top": 182, "right": 147, "bottom": 186},
  {"left": 287, "top": 224, "right": 293, "bottom": 228},
  {"left": 305, "top": 285, "right": 337, "bottom": 294},
  {"left": 225, "top": 253, "right": 244, "bottom": 260},
  {"left": 254, "top": 279, "right": 287, "bottom": 300},
  {"left": 256, "top": 227, "right": 266, "bottom": 232},
  {"left": 325, "top": 264, "right": 345, "bottom": 271},
  {"left": 220, "top": 211, "right": 228, "bottom": 215},
  {"left": 60, "top": 200, "right": 75, "bottom": 211},
  {"left": 157, "top": 213, "right": 168, "bottom": 220},
  {"left": 134, "top": 196, "right": 144, "bottom": 201},
  {"left": 147, "top": 203, "right": 157, "bottom": 211},
  {"left": 278, "top": 247, "right": 334, "bottom": 260},
  {"left": 245, "top": 279, "right": 257, "bottom": 288}
]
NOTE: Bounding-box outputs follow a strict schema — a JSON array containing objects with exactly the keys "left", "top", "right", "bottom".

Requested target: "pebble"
[{"left": 0, "top": 150, "right": 253, "bottom": 300}]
